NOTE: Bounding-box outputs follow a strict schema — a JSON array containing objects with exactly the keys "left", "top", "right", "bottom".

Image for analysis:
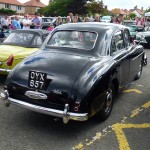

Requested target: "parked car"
[
  {"left": 41, "top": 17, "right": 56, "bottom": 30},
  {"left": 0, "top": 29, "right": 49, "bottom": 75},
  {"left": 40, "top": 17, "right": 67, "bottom": 29},
  {"left": 136, "top": 26, "right": 150, "bottom": 48},
  {"left": 101, "top": 16, "right": 111, "bottom": 23},
  {"left": 123, "top": 20, "right": 136, "bottom": 26},
  {"left": 0, "top": 23, "right": 145, "bottom": 124},
  {"left": 0, "top": 28, "right": 10, "bottom": 43},
  {"left": 128, "top": 25, "right": 145, "bottom": 40}
]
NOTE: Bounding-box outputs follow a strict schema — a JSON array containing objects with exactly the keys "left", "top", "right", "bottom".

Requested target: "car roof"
[
  {"left": 11, "top": 29, "right": 49, "bottom": 36},
  {"left": 55, "top": 22, "right": 126, "bottom": 33}
]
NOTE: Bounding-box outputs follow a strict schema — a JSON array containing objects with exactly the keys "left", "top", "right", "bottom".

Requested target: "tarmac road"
[{"left": 0, "top": 49, "right": 150, "bottom": 150}]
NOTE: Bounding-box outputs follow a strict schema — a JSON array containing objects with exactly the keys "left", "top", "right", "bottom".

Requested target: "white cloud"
[{"left": 103, "top": 0, "right": 150, "bottom": 10}]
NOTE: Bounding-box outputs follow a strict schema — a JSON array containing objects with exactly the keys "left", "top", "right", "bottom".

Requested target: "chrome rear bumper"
[{"left": 0, "top": 90, "right": 88, "bottom": 124}]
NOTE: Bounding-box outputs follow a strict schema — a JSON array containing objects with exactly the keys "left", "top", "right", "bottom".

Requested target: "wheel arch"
[{"left": 84, "top": 71, "right": 119, "bottom": 117}]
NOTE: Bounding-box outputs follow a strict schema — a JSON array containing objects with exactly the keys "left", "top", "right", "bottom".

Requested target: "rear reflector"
[{"left": 7, "top": 54, "right": 14, "bottom": 66}]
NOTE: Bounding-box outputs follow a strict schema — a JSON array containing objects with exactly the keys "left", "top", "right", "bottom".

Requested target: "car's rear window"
[
  {"left": 47, "top": 31, "right": 97, "bottom": 50},
  {"left": 3, "top": 32, "right": 34, "bottom": 45}
]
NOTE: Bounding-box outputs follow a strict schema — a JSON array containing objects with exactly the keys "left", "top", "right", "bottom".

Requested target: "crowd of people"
[{"left": 0, "top": 12, "right": 150, "bottom": 32}]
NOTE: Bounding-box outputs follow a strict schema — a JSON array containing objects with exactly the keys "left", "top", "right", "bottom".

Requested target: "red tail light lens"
[
  {"left": 74, "top": 102, "right": 80, "bottom": 112},
  {"left": 7, "top": 54, "right": 14, "bottom": 66}
]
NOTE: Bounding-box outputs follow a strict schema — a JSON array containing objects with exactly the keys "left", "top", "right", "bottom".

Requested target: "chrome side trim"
[
  {"left": 0, "top": 68, "right": 11, "bottom": 73},
  {"left": 132, "top": 52, "right": 144, "bottom": 61}
]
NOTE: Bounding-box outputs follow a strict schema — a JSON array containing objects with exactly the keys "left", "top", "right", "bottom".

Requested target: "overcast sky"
[{"left": 19, "top": 0, "right": 150, "bottom": 10}]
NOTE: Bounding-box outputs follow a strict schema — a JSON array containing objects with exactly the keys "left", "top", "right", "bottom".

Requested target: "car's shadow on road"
[{"left": 19, "top": 110, "right": 104, "bottom": 138}]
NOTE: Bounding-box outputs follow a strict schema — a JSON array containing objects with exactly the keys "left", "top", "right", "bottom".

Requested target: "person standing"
[
  {"left": 22, "top": 14, "right": 31, "bottom": 29},
  {"left": 10, "top": 15, "right": 21, "bottom": 30},
  {"left": 65, "top": 16, "right": 71, "bottom": 23},
  {"left": 84, "top": 17, "right": 90, "bottom": 22},
  {"left": 136, "top": 17, "right": 145, "bottom": 26},
  {"left": 74, "top": 14, "right": 82, "bottom": 22},
  {"left": 55, "top": 16, "right": 62, "bottom": 27},
  {"left": 69, "top": 12, "right": 74, "bottom": 22},
  {"left": 110, "top": 15, "right": 116, "bottom": 23},
  {"left": 1, "top": 15, "right": 9, "bottom": 30},
  {"left": 117, "top": 14, "right": 124, "bottom": 24},
  {"left": 47, "top": 23, "right": 54, "bottom": 32},
  {"left": 32, "top": 13, "right": 41, "bottom": 29},
  {"left": 93, "top": 14, "right": 101, "bottom": 22}
]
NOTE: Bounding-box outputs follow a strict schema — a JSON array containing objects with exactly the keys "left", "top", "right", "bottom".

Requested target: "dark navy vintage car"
[
  {"left": 0, "top": 23, "right": 145, "bottom": 124},
  {"left": 136, "top": 26, "right": 150, "bottom": 48}
]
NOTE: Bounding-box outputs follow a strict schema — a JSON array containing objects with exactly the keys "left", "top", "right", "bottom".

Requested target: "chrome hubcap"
[
  {"left": 137, "top": 64, "right": 142, "bottom": 77},
  {"left": 105, "top": 90, "right": 112, "bottom": 113}
]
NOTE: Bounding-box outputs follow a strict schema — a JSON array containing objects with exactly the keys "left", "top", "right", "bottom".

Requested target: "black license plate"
[{"left": 28, "top": 71, "right": 47, "bottom": 90}]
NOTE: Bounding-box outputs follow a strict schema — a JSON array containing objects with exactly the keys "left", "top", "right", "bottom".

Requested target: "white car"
[{"left": 101, "top": 16, "right": 111, "bottom": 23}]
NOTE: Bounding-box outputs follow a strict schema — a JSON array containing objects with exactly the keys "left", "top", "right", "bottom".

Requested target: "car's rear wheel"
[
  {"left": 96, "top": 84, "right": 114, "bottom": 121},
  {"left": 134, "top": 61, "right": 143, "bottom": 80}
]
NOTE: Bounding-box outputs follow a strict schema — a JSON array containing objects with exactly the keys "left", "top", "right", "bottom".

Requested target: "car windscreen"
[
  {"left": 3, "top": 32, "right": 34, "bottom": 45},
  {"left": 47, "top": 31, "right": 97, "bottom": 50}
]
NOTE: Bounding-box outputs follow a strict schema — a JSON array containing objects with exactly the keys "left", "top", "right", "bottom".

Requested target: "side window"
[
  {"left": 111, "top": 38, "right": 117, "bottom": 54},
  {"left": 32, "top": 35, "right": 42, "bottom": 46},
  {"left": 43, "top": 34, "right": 49, "bottom": 41},
  {"left": 114, "top": 31, "right": 125, "bottom": 51},
  {"left": 124, "top": 30, "right": 131, "bottom": 47}
]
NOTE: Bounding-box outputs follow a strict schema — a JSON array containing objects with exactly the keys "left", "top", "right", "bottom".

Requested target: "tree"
[
  {"left": 0, "top": 8, "right": 16, "bottom": 15},
  {"left": 86, "top": 0, "right": 104, "bottom": 16},
  {"left": 145, "top": 7, "right": 150, "bottom": 13},
  {"left": 41, "top": 0, "right": 71, "bottom": 16},
  {"left": 67, "top": 0, "right": 87, "bottom": 15},
  {"left": 40, "top": 0, "right": 87, "bottom": 16},
  {"left": 39, "top": 0, "right": 108, "bottom": 17},
  {"left": 129, "top": 13, "right": 136, "bottom": 19}
]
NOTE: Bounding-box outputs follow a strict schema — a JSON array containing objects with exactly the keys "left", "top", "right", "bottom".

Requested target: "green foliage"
[
  {"left": 129, "top": 13, "right": 136, "bottom": 19},
  {"left": 145, "top": 7, "right": 150, "bottom": 13},
  {"left": 87, "top": 0, "right": 106, "bottom": 15},
  {"left": 38, "top": 0, "right": 108, "bottom": 17},
  {"left": 0, "top": 8, "right": 16, "bottom": 15},
  {"left": 41, "top": 0, "right": 72, "bottom": 16},
  {"left": 67, "top": 0, "right": 87, "bottom": 15}
]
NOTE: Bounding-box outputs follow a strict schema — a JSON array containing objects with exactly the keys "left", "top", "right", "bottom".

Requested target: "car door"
[
  {"left": 123, "top": 29, "right": 143, "bottom": 80},
  {"left": 111, "top": 30, "right": 130, "bottom": 87}
]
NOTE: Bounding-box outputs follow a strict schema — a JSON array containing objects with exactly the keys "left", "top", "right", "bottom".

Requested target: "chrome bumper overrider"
[
  {"left": 0, "top": 90, "right": 88, "bottom": 124},
  {"left": 0, "top": 68, "right": 11, "bottom": 73}
]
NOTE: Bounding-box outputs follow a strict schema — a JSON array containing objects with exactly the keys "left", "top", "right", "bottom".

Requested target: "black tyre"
[
  {"left": 96, "top": 85, "right": 114, "bottom": 121},
  {"left": 134, "top": 61, "right": 143, "bottom": 80}
]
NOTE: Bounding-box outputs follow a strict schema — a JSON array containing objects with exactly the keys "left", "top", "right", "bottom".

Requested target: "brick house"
[
  {"left": 111, "top": 8, "right": 127, "bottom": 16},
  {"left": 0, "top": 0, "right": 25, "bottom": 15},
  {"left": 23, "top": 0, "right": 46, "bottom": 15},
  {"left": 130, "top": 6, "right": 144, "bottom": 18}
]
